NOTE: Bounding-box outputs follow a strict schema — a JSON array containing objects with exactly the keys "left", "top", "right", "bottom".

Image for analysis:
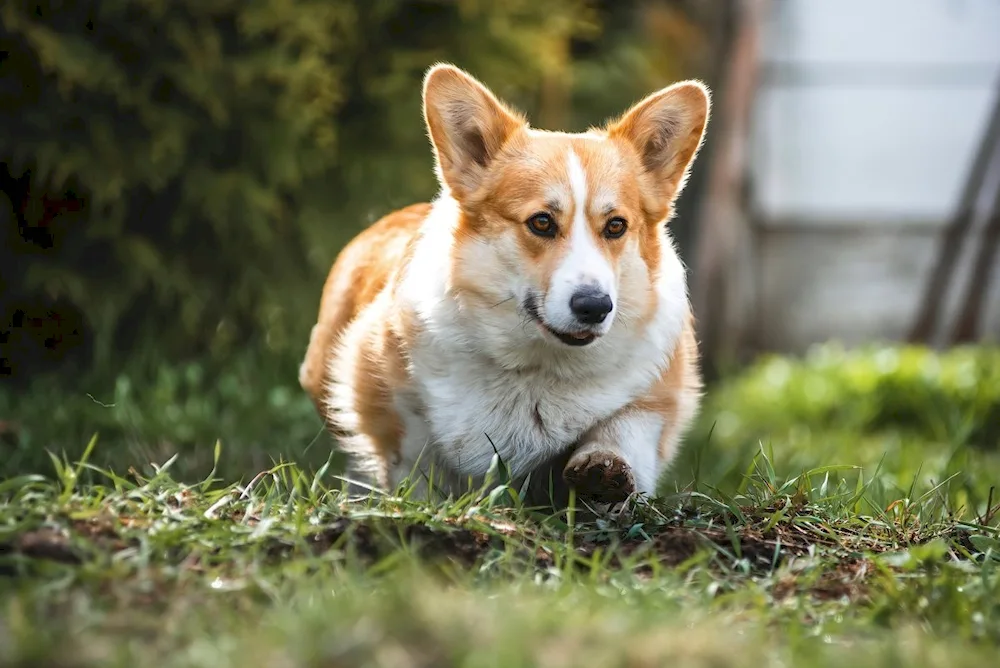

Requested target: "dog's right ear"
[
  {"left": 423, "top": 64, "right": 526, "bottom": 200},
  {"left": 606, "top": 81, "right": 711, "bottom": 208}
]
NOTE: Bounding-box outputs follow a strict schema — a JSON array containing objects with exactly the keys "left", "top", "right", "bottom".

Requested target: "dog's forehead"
[{"left": 510, "top": 130, "right": 628, "bottom": 209}]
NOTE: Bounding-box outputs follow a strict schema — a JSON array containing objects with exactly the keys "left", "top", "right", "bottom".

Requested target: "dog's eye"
[
  {"left": 526, "top": 212, "right": 556, "bottom": 237},
  {"left": 603, "top": 217, "right": 628, "bottom": 239}
]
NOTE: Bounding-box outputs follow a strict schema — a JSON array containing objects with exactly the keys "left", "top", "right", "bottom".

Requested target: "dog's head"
[{"left": 422, "top": 64, "right": 709, "bottom": 356}]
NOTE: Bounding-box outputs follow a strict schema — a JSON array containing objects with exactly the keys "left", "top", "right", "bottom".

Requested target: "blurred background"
[{"left": 1, "top": 0, "right": 998, "bottom": 497}]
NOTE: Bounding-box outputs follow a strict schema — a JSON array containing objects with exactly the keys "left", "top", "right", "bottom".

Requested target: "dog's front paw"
[{"left": 563, "top": 449, "right": 636, "bottom": 504}]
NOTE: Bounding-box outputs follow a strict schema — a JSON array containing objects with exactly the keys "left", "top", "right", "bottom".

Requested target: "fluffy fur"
[{"left": 299, "top": 64, "right": 710, "bottom": 503}]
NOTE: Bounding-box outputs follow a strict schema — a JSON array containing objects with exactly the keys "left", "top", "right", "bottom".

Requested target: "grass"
[
  {"left": 3, "top": 343, "right": 1000, "bottom": 666},
  {"left": 0, "top": 352, "right": 333, "bottom": 481},
  {"left": 3, "top": 443, "right": 1000, "bottom": 666}
]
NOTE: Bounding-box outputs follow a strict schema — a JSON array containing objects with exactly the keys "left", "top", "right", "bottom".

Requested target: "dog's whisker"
[{"left": 491, "top": 295, "right": 516, "bottom": 309}]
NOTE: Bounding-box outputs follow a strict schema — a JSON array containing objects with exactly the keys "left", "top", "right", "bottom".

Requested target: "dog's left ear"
[{"left": 607, "top": 81, "right": 711, "bottom": 205}]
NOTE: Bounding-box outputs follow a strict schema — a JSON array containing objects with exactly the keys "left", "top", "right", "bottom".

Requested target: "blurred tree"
[{"left": 0, "top": 0, "right": 712, "bottom": 385}]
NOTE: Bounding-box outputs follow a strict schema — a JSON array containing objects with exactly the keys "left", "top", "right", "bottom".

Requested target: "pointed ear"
[
  {"left": 423, "top": 63, "right": 526, "bottom": 199},
  {"left": 607, "top": 81, "right": 711, "bottom": 204}
]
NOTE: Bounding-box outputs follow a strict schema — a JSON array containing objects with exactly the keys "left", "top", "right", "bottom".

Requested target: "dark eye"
[
  {"left": 526, "top": 212, "right": 556, "bottom": 237},
  {"left": 604, "top": 217, "right": 628, "bottom": 239}
]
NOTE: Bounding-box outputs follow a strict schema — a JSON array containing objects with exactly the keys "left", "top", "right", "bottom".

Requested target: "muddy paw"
[{"left": 562, "top": 450, "right": 636, "bottom": 504}]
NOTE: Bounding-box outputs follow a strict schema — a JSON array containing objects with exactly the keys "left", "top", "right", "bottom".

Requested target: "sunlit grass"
[{"left": 2, "top": 438, "right": 999, "bottom": 666}]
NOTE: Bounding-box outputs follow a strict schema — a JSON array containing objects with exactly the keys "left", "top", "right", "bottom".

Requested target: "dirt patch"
[
  {"left": 0, "top": 528, "right": 82, "bottom": 574},
  {"left": 811, "top": 558, "right": 875, "bottom": 602},
  {"left": 773, "top": 557, "right": 875, "bottom": 603},
  {"left": 1, "top": 515, "right": 142, "bottom": 577},
  {"left": 6, "top": 514, "right": 502, "bottom": 578},
  {"left": 266, "top": 517, "right": 501, "bottom": 568},
  {"left": 642, "top": 527, "right": 726, "bottom": 566},
  {"left": 72, "top": 515, "right": 134, "bottom": 552},
  {"left": 601, "top": 524, "right": 807, "bottom": 572}
]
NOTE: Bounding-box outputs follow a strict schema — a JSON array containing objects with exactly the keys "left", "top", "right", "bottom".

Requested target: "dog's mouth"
[{"left": 523, "top": 294, "right": 598, "bottom": 347}]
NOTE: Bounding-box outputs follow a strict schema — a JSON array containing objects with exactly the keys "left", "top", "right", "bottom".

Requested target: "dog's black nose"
[{"left": 569, "top": 288, "right": 613, "bottom": 325}]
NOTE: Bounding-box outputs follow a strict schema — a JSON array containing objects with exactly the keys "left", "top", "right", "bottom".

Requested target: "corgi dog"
[{"left": 299, "top": 63, "right": 709, "bottom": 504}]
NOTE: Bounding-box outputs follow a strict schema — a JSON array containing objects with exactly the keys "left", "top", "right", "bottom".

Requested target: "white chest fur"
[
  {"left": 392, "top": 198, "right": 690, "bottom": 489},
  {"left": 396, "top": 339, "right": 660, "bottom": 482}
]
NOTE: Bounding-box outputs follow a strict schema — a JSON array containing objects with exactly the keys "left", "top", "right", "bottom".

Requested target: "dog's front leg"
[{"left": 563, "top": 410, "right": 665, "bottom": 503}]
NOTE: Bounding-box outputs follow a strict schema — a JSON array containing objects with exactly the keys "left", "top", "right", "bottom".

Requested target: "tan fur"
[
  {"left": 299, "top": 203, "right": 429, "bottom": 419},
  {"left": 633, "top": 314, "right": 703, "bottom": 459}
]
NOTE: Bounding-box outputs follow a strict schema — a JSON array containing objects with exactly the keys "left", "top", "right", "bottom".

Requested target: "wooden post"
[
  {"left": 690, "top": 0, "right": 769, "bottom": 375},
  {"left": 950, "top": 175, "right": 1000, "bottom": 343},
  {"left": 908, "top": 79, "right": 1000, "bottom": 345}
]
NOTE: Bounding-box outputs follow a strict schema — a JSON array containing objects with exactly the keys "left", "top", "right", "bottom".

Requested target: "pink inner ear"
[
  {"left": 460, "top": 127, "right": 490, "bottom": 168},
  {"left": 637, "top": 112, "right": 683, "bottom": 175}
]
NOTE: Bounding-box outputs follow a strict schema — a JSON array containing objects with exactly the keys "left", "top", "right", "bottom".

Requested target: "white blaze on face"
[{"left": 544, "top": 149, "right": 617, "bottom": 333}]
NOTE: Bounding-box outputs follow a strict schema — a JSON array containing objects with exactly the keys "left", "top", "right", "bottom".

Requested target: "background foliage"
[
  {"left": 1, "top": 0, "right": 713, "bottom": 385},
  {"left": 672, "top": 343, "right": 1000, "bottom": 509}
]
